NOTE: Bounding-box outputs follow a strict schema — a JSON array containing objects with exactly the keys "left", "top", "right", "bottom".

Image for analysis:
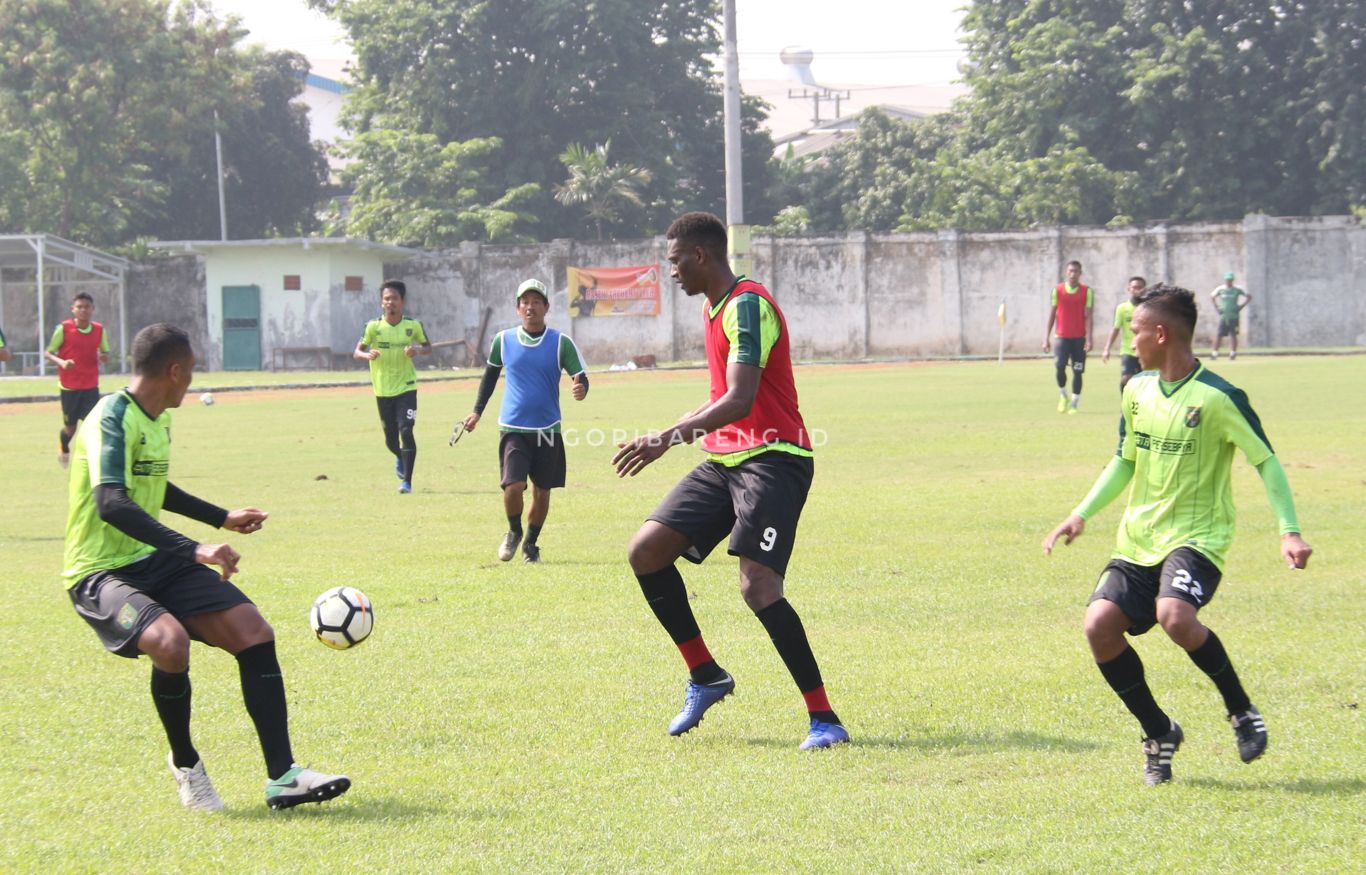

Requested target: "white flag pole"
[{"left": 997, "top": 299, "right": 1007, "bottom": 366}]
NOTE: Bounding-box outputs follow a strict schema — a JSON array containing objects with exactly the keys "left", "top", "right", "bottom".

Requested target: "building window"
[
  {"left": 345, "top": 275, "right": 364, "bottom": 292},
  {"left": 283, "top": 275, "right": 301, "bottom": 290}
]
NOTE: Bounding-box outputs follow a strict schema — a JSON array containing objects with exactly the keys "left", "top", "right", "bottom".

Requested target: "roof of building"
[{"left": 148, "top": 238, "right": 420, "bottom": 259}]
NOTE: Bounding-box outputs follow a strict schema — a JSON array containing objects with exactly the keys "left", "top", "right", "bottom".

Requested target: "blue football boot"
[
  {"left": 799, "top": 719, "right": 850, "bottom": 750},
  {"left": 667, "top": 672, "right": 735, "bottom": 736}
]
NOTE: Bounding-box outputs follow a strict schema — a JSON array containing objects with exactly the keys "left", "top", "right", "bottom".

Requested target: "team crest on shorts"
[
  {"left": 116, "top": 603, "right": 139, "bottom": 630},
  {"left": 1184, "top": 406, "right": 1202, "bottom": 428}
]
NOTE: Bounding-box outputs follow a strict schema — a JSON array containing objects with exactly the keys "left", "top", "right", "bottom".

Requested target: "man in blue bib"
[{"left": 462, "top": 279, "right": 589, "bottom": 563}]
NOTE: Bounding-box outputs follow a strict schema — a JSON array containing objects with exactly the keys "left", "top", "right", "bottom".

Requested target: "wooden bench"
[{"left": 271, "top": 346, "right": 332, "bottom": 371}]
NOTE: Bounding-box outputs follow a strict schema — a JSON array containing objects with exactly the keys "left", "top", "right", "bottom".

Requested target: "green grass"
[{"left": 1, "top": 357, "right": 1362, "bottom": 872}]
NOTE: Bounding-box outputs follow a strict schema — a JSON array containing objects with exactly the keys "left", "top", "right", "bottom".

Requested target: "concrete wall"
[{"left": 110, "top": 215, "right": 1365, "bottom": 372}]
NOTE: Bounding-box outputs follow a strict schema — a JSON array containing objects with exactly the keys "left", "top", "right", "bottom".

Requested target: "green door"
[{"left": 222, "top": 286, "right": 261, "bottom": 371}]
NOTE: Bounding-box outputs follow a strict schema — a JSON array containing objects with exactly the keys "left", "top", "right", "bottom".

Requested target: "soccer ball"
[
  {"left": 200, "top": 392, "right": 215, "bottom": 406},
  {"left": 309, "top": 586, "right": 374, "bottom": 649}
]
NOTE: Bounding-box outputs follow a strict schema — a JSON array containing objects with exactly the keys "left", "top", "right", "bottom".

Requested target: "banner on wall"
[{"left": 566, "top": 265, "right": 661, "bottom": 317}]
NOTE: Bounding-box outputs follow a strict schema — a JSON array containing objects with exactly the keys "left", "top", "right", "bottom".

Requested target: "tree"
[
  {"left": 316, "top": 0, "right": 780, "bottom": 239},
  {"left": 0, "top": 0, "right": 328, "bottom": 246},
  {"left": 331, "top": 128, "right": 539, "bottom": 248},
  {"left": 554, "top": 141, "right": 651, "bottom": 240}
]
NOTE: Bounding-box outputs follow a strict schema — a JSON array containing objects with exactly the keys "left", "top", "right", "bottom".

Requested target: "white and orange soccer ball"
[{"left": 309, "top": 586, "right": 374, "bottom": 649}]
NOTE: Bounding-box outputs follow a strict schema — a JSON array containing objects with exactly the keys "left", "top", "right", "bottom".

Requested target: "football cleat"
[
  {"left": 668, "top": 672, "right": 735, "bottom": 736},
  {"left": 1230, "top": 706, "right": 1267, "bottom": 763},
  {"left": 168, "top": 753, "right": 224, "bottom": 813},
  {"left": 522, "top": 542, "right": 541, "bottom": 563},
  {"left": 498, "top": 531, "right": 522, "bottom": 562},
  {"left": 398, "top": 480, "right": 411, "bottom": 494},
  {"left": 1057, "top": 395, "right": 1069, "bottom": 413},
  {"left": 1141, "top": 720, "right": 1184, "bottom": 786},
  {"left": 266, "top": 765, "right": 351, "bottom": 810},
  {"left": 800, "top": 719, "right": 850, "bottom": 750}
]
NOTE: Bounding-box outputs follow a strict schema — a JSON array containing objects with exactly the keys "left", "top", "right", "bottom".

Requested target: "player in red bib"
[
  {"left": 1042, "top": 260, "right": 1094, "bottom": 414},
  {"left": 613, "top": 212, "right": 847, "bottom": 750},
  {"left": 45, "top": 292, "right": 110, "bottom": 467}
]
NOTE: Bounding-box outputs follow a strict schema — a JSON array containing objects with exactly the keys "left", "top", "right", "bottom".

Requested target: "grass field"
[{"left": 1, "top": 356, "right": 1362, "bottom": 872}]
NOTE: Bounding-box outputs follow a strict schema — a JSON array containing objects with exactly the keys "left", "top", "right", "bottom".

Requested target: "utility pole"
[
  {"left": 722, "top": 0, "right": 751, "bottom": 276},
  {"left": 214, "top": 110, "right": 228, "bottom": 241}
]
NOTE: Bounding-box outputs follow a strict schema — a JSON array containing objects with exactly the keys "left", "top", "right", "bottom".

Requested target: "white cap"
[{"left": 516, "top": 278, "right": 548, "bottom": 301}]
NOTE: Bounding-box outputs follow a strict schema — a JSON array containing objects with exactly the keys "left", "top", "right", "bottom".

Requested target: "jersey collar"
[{"left": 707, "top": 276, "right": 747, "bottom": 320}]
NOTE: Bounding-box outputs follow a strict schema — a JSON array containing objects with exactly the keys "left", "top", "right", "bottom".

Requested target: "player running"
[
  {"left": 1042, "top": 260, "right": 1094, "bottom": 414},
  {"left": 354, "top": 280, "right": 432, "bottom": 493},
  {"left": 1043, "top": 284, "right": 1311, "bottom": 785},
  {"left": 46, "top": 292, "right": 110, "bottom": 467},
  {"left": 462, "top": 278, "right": 589, "bottom": 563},
  {"left": 1101, "top": 276, "right": 1147, "bottom": 393},
  {"left": 613, "top": 211, "right": 847, "bottom": 751},
  {"left": 64, "top": 323, "right": 350, "bottom": 812}
]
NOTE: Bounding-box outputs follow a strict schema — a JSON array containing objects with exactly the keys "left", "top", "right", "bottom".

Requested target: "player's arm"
[
  {"left": 1042, "top": 455, "right": 1135, "bottom": 554},
  {"left": 405, "top": 322, "right": 433, "bottom": 358},
  {"left": 98, "top": 330, "right": 110, "bottom": 365},
  {"left": 45, "top": 324, "right": 71, "bottom": 369},
  {"left": 1255, "top": 456, "right": 1311, "bottom": 569},
  {"left": 613, "top": 362, "right": 760, "bottom": 477},
  {"left": 464, "top": 333, "right": 503, "bottom": 431},
  {"left": 560, "top": 335, "right": 589, "bottom": 401},
  {"left": 1239, "top": 290, "right": 1251, "bottom": 311},
  {"left": 1042, "top": 304, "right": 1057, "bottom": 351},
  {"left": 1084, "top": 288, "right": 1094, "bottom": 351},
  {"left": 1102, "top": 326, "right": 1120, "bottom": 361},
  {"left": 354, "top": 324, "right": 379, "bottom": 361}
]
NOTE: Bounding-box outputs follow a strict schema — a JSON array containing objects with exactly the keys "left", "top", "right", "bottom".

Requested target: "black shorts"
[
  {"left": 1054, "top": 337, "right": 1086, "bottom": 372},
  {"left": 1218, "top": 319, "right": 1239, "bottom": 338},
  {"left": 500, "top": 431, "right": 567, "bottom": 489},
  {"left": 647, "top": 451, "right": 813, "bottom": 577},
  {"left": 1087, "top": 547, "right": 1223, "bottom": 635},
  {"left": 61, "top": 387, "right": 101, "bottom": 427},
  {"left": 1119, "top": 355, "right": 1142, "bottom": 379},
  {"left": 68, "top": 551, "right": 254, "bottom": 658},
  {"left": 376, "top": 390, "right": 418, "bottom": 430}
]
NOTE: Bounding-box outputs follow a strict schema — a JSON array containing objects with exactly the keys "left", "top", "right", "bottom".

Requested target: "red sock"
[
  {"left": 677, "top": 635, "right": 714, "bottom": 671},
  {"left": 802, "top": 686, "right": 832, "bottom": 714}
]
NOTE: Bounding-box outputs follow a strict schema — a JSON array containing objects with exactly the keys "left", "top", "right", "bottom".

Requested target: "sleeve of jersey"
[
  {"left": 1113, "top": 306, "right": 1124, "bottom": 329},
  {"left": 1219, "top": 389, "right": 1274, "bottom": 467},
  {"left": 98, "top": 331, "right": 110, "bottom": 353},
  {"left": 1255, "top": 456, "right": 1301, "bottom": 535},
  {"left": 95, "top": 406, "right": 131, "bottom": 488},
  {"left": 559, "top": 334, "right": 587, "bottom": 375},
  {"left": 1050, "top": 288, "right": 1058, "bottom": 307},
  {"left": 1118, "top": 383, "right": 1137, "bottom": 461},
  {"left": 487, "top": 332, "right": 503, "bottom": 367},
  {"left": 1072, "top": 456, "right": 1136, "bottom": 521},
  {"left": 723, "top": 293, "right": 776, "bottom": 367},
  {"left": 1085, "top": 288, "right": 1094, "bottom": 308},
  {"left": 360, "top": 322, "right": 375, "bottom": 347},
  {"left": 413, "top": 321, "right": 429, "bottom": 344},
  {"left": 0, "top": 325, "right": 9, "bottom": 347},
  {"left": 47, "top": 324, "right": 64, "bottom": 354}
]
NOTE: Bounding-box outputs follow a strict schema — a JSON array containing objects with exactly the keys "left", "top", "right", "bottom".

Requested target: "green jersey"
[
  {"left": 361, "top": 317, "right": 428, "bottom": 397},
  {"left": 63, "top": 390, "right": 171, "bottom": 586},
  {"left": 1114, "top": 363, "right": 1275, "bottom": 570},
  {"left": 1214, "top": 285, "right": 1244, "bottom": 321},
  {"left": 0, "top": 325, "right": 7, "bottom": 349},
  {"left": 1113, "top": 300, "right": 1137, "bottom": 355}
]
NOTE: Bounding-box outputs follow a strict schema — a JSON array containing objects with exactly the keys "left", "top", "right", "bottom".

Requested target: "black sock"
[
  {"left": 400, "top": 447, "right": 416, "bottom": 481},
  {"left": 60, "top": 429, "right": 71, "bottom": 453},
  {"left": 1187, "top": 630, "right": 1251, "bottom": 715},
  {"left": 151, "top": 668, "right": 199, "bottom": 769},
  {"left": 1097, "top": 646, "right": 1171, "bottom": 739},
  {"left": 235, "top": 641, "right": 295, "bottom": 780},
  {"left": 508, "top": 515, "right": 523, "bottom": 536},
  {"left": 755, "top": 599, "right": 839, "bottom": 723},
  {"left": 525, "top": 523, "right": 542, "bottom": 546},
  {"left": 636, "top": 567, "right": 723, "bottom": 683}
]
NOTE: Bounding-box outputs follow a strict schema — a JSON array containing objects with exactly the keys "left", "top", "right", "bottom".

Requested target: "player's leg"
[
  {"left": 1228, "top": 321, "right": 1239, "bottom": 359},
  {"left": 58, "top": 390, "right": 80, "bottom": 465},
  {"left": 376, "top": 396, "right": 402, "bottom": 472},
  {"left": 1069, "top": 342, "right": 1085, "bottom": 412},
  {"left": 499, "top": 433, "right": 534, "bottom": 559},
  {"left": 1053, "top": 340, "right": 1069, "bottom": 411},
  {"left": 631, "top": 463, "right": 738, "bottom": 734},
  {"left": 67, "top": 566, "right": 222, "bottom": 811},
  {"left": 396, "top": 390, "right": 417, "bottom": 489},
  {"left": 1212, "top": 322, "right": 1224, "bottom": 358},
  {"left": 1086, "top": 562, "right": 1182, "bottom": 784},
  {"left": 728, "top": 454, "right": 845, "bottom": 748},
  {"left": 183, "top": 594, "right": 350, "bottom": 808},
  {"left": 1155, "top": 550, "right": 1264, "bottom": 762},
  {"left": 521, "top": 434, "right": 565, "bottom": 562}
]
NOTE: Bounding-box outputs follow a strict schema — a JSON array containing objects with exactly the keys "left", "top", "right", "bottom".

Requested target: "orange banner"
[{"left": 567, "top": 265, "right": 661, "bottom": 317}]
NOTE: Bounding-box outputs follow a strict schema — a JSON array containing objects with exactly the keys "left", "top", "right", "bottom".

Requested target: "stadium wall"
[{"left": 118, "top": 215, "right": 1364, "bottom": 370}]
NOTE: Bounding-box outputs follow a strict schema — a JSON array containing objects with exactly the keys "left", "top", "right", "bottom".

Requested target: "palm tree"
[{"left": 553, "top": 140, "right": 652, "bottom": 240}]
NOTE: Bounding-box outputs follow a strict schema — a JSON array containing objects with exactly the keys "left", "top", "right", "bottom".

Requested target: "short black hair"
[
  {"left": 380, "top": 279, "right": 406, "bottom": 299},
  {"left": 1128, "top": 275, "right": 1146, "bottom": 287},
  {"left": 73, "top": 292, "right": 94, "bottom": 305},
  {"left": 131, "top": 323, "right": 193, "bottom": 375},
  {"left": 666, "top": 212, "right": 728, "bottom": 261},
  {"left": 1135, "top": 283, "right": 1198, "bottom": 335},
  {"left": 1066, "top": 260, "right": 1082, "bottom": 270}
]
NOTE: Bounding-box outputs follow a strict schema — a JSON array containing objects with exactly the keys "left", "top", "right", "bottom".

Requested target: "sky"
[{"left": 210, "top": 0, "right": 969, "bottom": 87}]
